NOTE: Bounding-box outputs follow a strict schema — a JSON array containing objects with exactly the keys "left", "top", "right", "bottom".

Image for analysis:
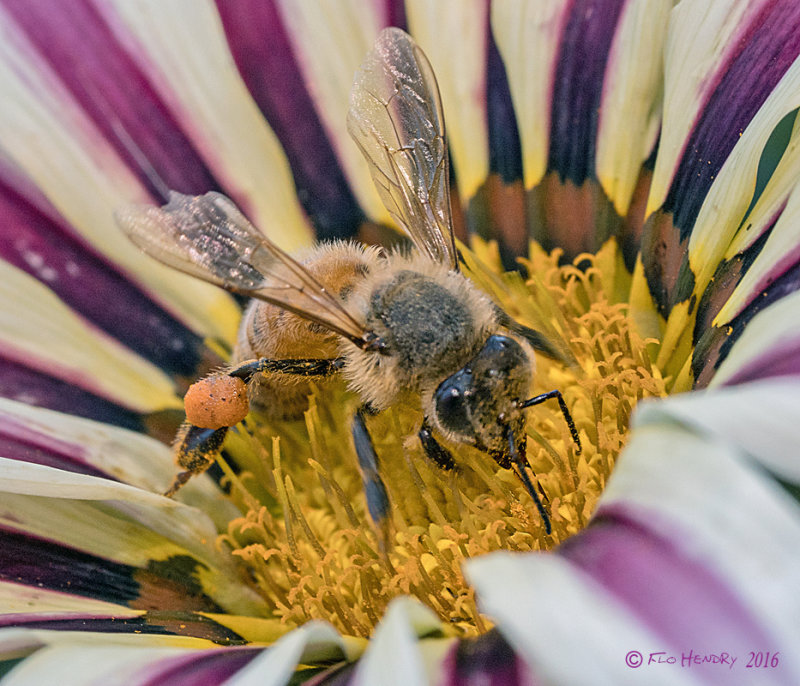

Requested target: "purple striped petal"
[
  {"left": 0, "top": 358, "right": 144, "bottom": 431},
  {"left": 2, "top": 615, "right": 243, "bottom": 644},
  {"left": 138, "top": 648, "right": 261, "bottom": 686},
  {"left": 0, "top": 416, "right": 112, "bottom": 479},
  {"left": 643, "top": 0, "right": 800, "bottom": 315},
  {"left": 547, "top": 0, "right": 626, "bottom": 187},
  {"left": 487, "top": 34, "right": 523, "bottom": 186},
  {"left": 529, "top": 0, "right": 631, "bottom": 257},
  {"left": 215, "top": 0, "right": 365, "bottom": 241},
  {"left": 0, "top": 0, "right": 222, "bottom": 202},
  {"left": 0, "top": 168, "right": 208, "bottom": 379},
  {"left": 716, "top": 338, "right": 800, "bottom": 387},
  {"left": 440, "top": 629, "right": 540, "bottom": 686},
  {"left": 484, "top": 30, "right": 527, "bottom": 265},
  {"left": 560, "top": 510, "right": 775, "bottom": 658}
]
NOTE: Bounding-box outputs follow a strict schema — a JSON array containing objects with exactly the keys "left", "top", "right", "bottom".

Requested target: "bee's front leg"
[{"left": 418, "top": 420, "right": 457, "bottom": 471}]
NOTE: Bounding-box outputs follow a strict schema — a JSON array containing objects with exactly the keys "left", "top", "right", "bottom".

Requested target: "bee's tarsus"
[
  {"left": 164, "top": 470, "right": 194, "bottom": 498},
  {"left": 166, "top": 423, "right": 230, "bottom": 496},
  {"left": 520, "top": 389, "right": 582, "bottom": 454}
]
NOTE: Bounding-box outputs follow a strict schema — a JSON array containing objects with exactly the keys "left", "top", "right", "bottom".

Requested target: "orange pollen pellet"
[{"left": 184, "top": 375, "right": 249, "bottom": 429}]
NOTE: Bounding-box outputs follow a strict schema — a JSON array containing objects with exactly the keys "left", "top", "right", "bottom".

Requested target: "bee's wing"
[
  {"left": 348, "top": 27, "right": 459, "bottom": 272},
  {"left": 115, "top": 191, "right": 372, "bottom": 346}
]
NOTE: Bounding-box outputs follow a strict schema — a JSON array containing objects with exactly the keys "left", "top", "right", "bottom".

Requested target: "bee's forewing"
[
  {"left": 348, "top": 27, "right": 459, "bottom": 271},
  {"left": 115, "top": 191, "right": 371, "bottom": 345}
]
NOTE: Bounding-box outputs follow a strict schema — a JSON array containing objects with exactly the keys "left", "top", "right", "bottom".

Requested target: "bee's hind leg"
[
  {"left": 167, "top": 424, "right": 229, "bottom": 496},
  {"left": 166, "top": 356, "right": 345, "bottom": 497}
]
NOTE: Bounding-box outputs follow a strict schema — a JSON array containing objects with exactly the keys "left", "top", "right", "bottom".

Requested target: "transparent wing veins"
[
  {"left": 115, "top": 191, "right": 371, "bottom": 346},
  {"left": 348, "top": 27, "right": 459, "bottom": 271}
]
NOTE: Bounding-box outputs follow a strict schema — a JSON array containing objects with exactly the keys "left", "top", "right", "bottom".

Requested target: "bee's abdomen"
[{"left": 233, "top": 241, "right": 382, "bottom": 419}]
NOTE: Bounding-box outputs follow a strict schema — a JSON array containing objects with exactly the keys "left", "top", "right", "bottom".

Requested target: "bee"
[{"left": 116, "top": 27, "right": 580, "bottom": 536}]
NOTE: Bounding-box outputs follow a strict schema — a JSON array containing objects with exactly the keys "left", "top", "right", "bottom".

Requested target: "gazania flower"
[{"left": 2, "top": 0, "right": 800, "bottom": 684}]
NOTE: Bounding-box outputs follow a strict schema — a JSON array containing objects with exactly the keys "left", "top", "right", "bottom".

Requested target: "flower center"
[{"left": 215, "top": 239, "right": 666, "bottom": 638}]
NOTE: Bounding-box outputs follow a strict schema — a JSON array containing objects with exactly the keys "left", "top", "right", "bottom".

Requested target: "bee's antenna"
[
  {"left": 507, "top": 427, "right": 552, "bottom": 535},
  {"left": 520, "top": 390, "right": 582, "bottom": 454}
]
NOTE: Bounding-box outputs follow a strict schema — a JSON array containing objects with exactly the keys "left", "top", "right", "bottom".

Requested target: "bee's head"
[{"left": 432, "top": 334, "right": 533, "bottom": 457}]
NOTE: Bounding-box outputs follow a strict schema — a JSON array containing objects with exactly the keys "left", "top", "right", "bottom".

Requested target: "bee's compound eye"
[
  {"left": 434, "top": 370, "right": 473, "bottom": 436},
  {"left": 184, "top": 375, "right": 249, "bottom": 429}
]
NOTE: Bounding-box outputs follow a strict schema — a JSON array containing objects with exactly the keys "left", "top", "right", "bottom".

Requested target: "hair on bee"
[{"left": 116, "top": 27, "right": 581, "bottom": 538}]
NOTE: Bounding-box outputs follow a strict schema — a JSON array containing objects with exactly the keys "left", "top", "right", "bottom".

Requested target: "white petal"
[
  {"left": 634, "top": 377, "right": 800, "bottom": 495},
  {"left": 724, "top": 114, "right": 800, "bottom": 259},
  {"left": 603, "top": 416, "right": 800, "bottom": 676},
  {"left": 351, "top": 597, "right": 443, "bottom": 686},
  {"left": 0, "top": 642, "right": 206, "bottom": 686},
  {"left": 0, "top": 581, "right": 140, "bottom": 619},
  {"left": 406, "top": 0, "right": 489, "bottom": 202},
  {"left": 466, "top": 553, "right": 698, "bottom": 686},
  {"left": 647, "top": 0, "right": 763, "bottom": 216},
  {"left": 223, "top": 622, "right": 345, "bottom": 686},
  {"left": 595, "top": 0, "right": 669, "bottom": 216},
  {"left": 491, "top": 0, "right": 570, "bottom": 190},
  {"left": 714, "top": 183, "right": 800, "bottom": 325},
  {"left": 0, "top": 459, "right": 265, "bottom": 617},
  {"left": 687, "top": 54, "right": 800, "bottom": 293},
  {"left": 711, "top": 291, "right": 800, "bottom": 388},
  {"left": 0, "top": 398, "right": 239, "bottom": 528}
]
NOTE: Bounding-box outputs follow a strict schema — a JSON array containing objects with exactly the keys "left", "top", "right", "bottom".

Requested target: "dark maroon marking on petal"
[
  {"left": 140, "top": 648, "right": 262, "bottom": 686},
  {"left": 661, "top": 1, "right": 800, "bottom": 242},
  {"left": 0, "top": 530, "right": 229, "bottom": 616},
  {"left": 560, "top": 509, "right": 777, "bottom": 660},
  {"left": 692, "top": 227, "right": 770, "bottom": 341},
  {"left": 487, "top": 31, "right": 523, "bottom": 185},
  {"left": 383, "top": 0, "right": 407, "bottom": 30},
  {"left": 1, "top": 0, "right": 224, "bottom": 201},
  {"left": 0, "top": 419, "right": 113, "bottom": 480},
  {"left": 547, "top": 0, "right": 626, "bottom": 185},
  {"left": 0, "top": 528, "right": 141, "bottom": 604},
  {"left": 0, "top": 175, "right": 207, "bottom": 377},
  {"left": 0, "top": 358, "right": 144, "bottom": 431},
  {"left": 215, "top": 0, "right": 365, "bottom": 241},
  {"left": 527, "top": 174, "right": 624, "bottom": 257},
  {"left": 439, "top": 629, "right": 541, "bottom": 686}
]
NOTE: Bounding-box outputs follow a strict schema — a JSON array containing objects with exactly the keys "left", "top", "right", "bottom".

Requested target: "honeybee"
[{"left": 116, "top": 27, "right": 580, "bottom": 535}]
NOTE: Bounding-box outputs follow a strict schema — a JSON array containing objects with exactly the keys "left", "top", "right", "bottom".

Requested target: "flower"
[{"left": 2, "top": 1, "right": 800, "bottom": 684}]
